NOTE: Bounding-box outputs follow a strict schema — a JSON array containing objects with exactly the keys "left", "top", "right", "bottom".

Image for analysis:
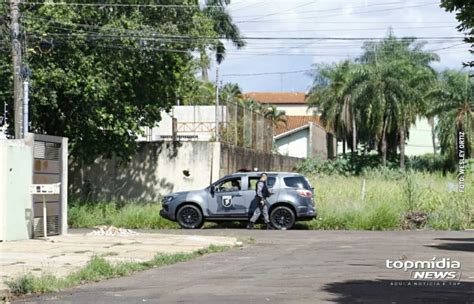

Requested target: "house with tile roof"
[
  {"left": 243, "top": 92, "right": 315, "bottom": 116},
  {"left": 274, "top": 116, "right": 336, "bottom": 159},
  {"left": 245, "top": 92, "right": 335, "bottom": 159}
]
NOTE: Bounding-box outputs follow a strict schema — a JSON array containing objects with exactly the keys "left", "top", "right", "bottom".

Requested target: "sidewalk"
[{"left": 0, "top": 232, "right": 237, "bottom": 296}]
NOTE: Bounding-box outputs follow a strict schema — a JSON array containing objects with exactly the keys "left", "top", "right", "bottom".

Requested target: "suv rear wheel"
[
  {"left": 270, "top": 206, "right": 295, "bottom": 230},
  {"left": 177, "top": 204, "right": 204, "bottom": 229}
]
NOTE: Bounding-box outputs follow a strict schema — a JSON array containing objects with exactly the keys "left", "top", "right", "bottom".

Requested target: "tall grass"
[
  {"left": 306, "top": 170, "right": 473, "bottom": 230},
  {"left": 68, "top": 201, "right": 179, "bottom": 229},
  {"left": 69, "top": 170, "right": 472, "bottom": 231}
]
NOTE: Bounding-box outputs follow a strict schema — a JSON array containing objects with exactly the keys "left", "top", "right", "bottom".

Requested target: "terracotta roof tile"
[
  {"left": 243, "top": 92, "right": 307, "bottom": 104},
  {"left": 275, "top": 115, "right": 324, "bottom": 135}
]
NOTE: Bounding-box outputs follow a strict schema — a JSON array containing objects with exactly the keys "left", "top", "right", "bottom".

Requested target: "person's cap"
[{"left": 260, "top": 172, "right": 268, "bottom": 177}]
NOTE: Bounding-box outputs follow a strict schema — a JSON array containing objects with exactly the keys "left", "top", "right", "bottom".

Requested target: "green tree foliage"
[
  {"left": 199, "top": 0, "right": 245, "bottom": 80},
  {"left": 308, "top": 60, "right": 358, "bottom": 155},
  {"left": 427, "top": 70, "right": 473, "bottom": 159},
  {"left": 263, "top": 105, "right": 287, "bottom": 127},
  {"left": 441, "top": 0, "right": 474, "bottom": 67},
  {"left": 0, "top": 1, "right": 231, "bottom": 163},
  {"left": 309, "top": 32, "right": 439, "bottom": 168}
]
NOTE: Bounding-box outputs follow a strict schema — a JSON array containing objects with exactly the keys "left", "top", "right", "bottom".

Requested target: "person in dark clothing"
[{"left": 247, "top": 173, "right": 274, "bottom": 230}]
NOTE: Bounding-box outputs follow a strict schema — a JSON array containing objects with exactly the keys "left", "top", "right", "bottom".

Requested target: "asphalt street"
[{"left": 16, "top": 230, "right": 474, "bottom": 304}]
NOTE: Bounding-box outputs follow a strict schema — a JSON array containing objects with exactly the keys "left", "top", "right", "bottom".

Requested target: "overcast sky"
[{"left": 211, "top": 0, "right": 472, "bottom": 93}]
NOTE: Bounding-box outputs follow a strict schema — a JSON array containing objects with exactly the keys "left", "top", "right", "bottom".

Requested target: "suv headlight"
[{"left": 163, "top": 196, "right": 174, "bottom": 204}]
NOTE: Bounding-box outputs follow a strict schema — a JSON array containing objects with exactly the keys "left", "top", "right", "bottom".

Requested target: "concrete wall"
[
  {"left": 70, "top": 141, "right": 302, "bottom": 202},
  {"left": 0, "top": 140, "right": 33, "bottom": 241},
  {"left": 275, "top": 128, "right": 309, "bottom": 158},
  {"left": 309, "top": 123, "right": 332, "bottom": 159},
  {"left": 70, "top": 141, "right": 220, "bottom": 202}
]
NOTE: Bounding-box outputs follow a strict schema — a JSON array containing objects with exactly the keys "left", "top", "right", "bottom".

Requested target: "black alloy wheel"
[
  {"left": 177, "top": 204, "right": 204, "bottom": 229},
  {"left": 270, "top": 206, "right": 296, "bottom": 230}
]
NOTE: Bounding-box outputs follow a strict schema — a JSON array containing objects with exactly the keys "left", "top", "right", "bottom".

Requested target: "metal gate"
[{"left": 30, "top": 134, "right": 68, "bottom": 237}]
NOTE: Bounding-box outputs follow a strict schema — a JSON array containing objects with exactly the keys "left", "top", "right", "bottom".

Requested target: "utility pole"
[
  {"left": 23, "top": 79, "right": 28, "bottom": 135},
  {"left": 215, "top": 64, "right": 220, "bottom": 142},
  {"left": 10, "top": 0, "right": 23, "bottom": 138}
]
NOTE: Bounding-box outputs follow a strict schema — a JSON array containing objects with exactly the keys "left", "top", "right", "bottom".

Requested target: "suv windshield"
[{"left": 283, "top": 176, "right": 312, "bottom": 190}]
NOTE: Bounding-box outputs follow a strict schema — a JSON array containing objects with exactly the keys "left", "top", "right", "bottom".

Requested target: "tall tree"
[
  {"left": 201, "top": 0, "right": 245, "bottom": 80},
  {"left": 0, "top": 1, "right": 224, "bottom": 163},
  {"left": 358, "top": 34, "right": 439, "bottom": 168},
  {"left": 308, "top": 60, "right": 359, "bottom": 155},
  {"left": 427, "top": 70, "right": 473, "bottom": 160}
]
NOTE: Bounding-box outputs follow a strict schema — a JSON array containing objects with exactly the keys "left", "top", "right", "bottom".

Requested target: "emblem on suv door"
[{"left": 222, "top": 195, "right": 233, "bottom": 207}]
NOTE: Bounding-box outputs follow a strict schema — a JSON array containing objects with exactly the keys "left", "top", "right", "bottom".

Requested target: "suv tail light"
[{"left": 297, "top": 189, "right": 313, "bottom": 198}]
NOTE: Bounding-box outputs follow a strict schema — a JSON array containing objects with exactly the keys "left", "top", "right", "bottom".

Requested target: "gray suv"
[{"left": 160, "top": 172, "right": 316, "bottom": 230}]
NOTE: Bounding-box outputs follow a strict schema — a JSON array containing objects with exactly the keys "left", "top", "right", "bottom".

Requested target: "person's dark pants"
[{"left": 250, "top": 200, "right": 270, "bottom": 223}]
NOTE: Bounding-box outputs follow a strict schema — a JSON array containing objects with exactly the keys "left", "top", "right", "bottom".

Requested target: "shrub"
[{"left": 296, "top": 153, "right": 456, "bottom": 176}]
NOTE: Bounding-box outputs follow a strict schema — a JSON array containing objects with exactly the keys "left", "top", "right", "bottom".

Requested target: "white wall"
[
  {"left": 405, "top": 118, "right": 438, "bottom": 156},
  {"left": 275, "top": 128, "right": 309, "bottom": 158},
  {"left": 334, "top": 118, "right": 438, "bottom": 156},
  {"left": 271, "top": 104, "right": 313, "bottom": 116}
]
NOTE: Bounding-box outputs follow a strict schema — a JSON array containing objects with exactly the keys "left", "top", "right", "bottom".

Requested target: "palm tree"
[
  {"left": 263, "top": 105, "right": 287, "bottom": 127},
  {"left": 308, "top": 60, "right": 359, "bottom": 155},
  {"left": 201, "top": 0, "right": 245, "bottom": 80},
  {"left": 194, "top": 81, "right": 216, "bottom": 105},
  {"left": 357, "top": 33, "right": 439, "bottom": 168},
  {"left": 349, "top": 61, "right": 403, "bottom": 165},
  {"left": 239, "top": 97, "right": 263, "bottom": 114},
  {"left": 220, "top": 82, "right": 242, "bottom": 105},
  {"left": 427, "top": 70, "right": 473, "bottom": 161}
]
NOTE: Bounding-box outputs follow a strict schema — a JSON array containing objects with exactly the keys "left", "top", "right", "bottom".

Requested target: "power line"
[
  {"left": 235, "top": 3, "right": 439, "bottom": 23},
  {"left": 237, "top": 0, "right": 434, "bottom": 20},
  {"left": 244, "top": 0, "right": 316, "bottom": 22},
  {"left": 18, "top": 1, "right": 223, "bottom": 8},
  {"left": 223, "top": 69, "right": 312, "bottom": 76},
  {"left": 24, "top": 30, "right": 466, "bottom": 41}
]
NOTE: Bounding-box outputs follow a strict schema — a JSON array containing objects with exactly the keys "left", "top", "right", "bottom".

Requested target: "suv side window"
[
  {"left": 248, "top": 176, "right": 276, "bottom": 190},
  {"left": 215, "top": 177, "right": 241, "bottom": 192},
  {"left": 283, "top": 176, "right": 311, "bottom": 189}
]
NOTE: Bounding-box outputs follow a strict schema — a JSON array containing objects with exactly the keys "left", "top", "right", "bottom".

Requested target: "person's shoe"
[
  {"left": 246, "top": 222, "right": 254, "bottom": 230},
  {"left": 266, "top": 223, "right": 275, "bottom": 230}
]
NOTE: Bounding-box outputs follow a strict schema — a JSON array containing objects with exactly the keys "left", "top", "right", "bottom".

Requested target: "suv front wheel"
[
  {"left": 177, "top": 204, "right": 204, "bottom": 229},
  {"left": 270, "top": 206, "right": 295, "bottom": 230}
]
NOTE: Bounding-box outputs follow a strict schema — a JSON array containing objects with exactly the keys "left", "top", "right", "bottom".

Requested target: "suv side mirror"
[{"left": 210, "top": 185, "right": 215, "bottom": 195}]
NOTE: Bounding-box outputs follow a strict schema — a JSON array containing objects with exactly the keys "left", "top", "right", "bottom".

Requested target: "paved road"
[{"left": 17, "top": 230, "right": 474, "bottom": 304}]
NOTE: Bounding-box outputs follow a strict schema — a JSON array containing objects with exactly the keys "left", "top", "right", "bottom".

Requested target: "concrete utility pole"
[
  {"left": 215, "top": 64, "right": 220, "bottom": 142},
  {"left": 10, "top": 0, "right": 23, "bottom": 138},
  {"left": 23, "top": 80, "right": 28, "bottom": 135}
]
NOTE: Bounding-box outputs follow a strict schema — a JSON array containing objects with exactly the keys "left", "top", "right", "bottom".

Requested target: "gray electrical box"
[{"left": 0, "top": 140, "right": 33, "bottom": 241}]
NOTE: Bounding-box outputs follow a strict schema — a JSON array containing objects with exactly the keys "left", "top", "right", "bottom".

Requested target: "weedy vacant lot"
[
  {"left": 69, "top": 171, "right": 472, "bottom": 231},
  {"left": 307, "top": 171, "right": 473, "bottom": 230}
]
